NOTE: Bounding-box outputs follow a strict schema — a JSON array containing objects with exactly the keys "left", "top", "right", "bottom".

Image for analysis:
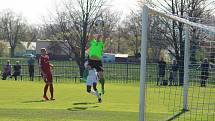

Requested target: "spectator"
[
  {"left": 199, "top": 58, "right": 210, "bottom": 87},
  {"left": 28, "top": 56, "right": 35, "bottom": 81},
  {"left": 12, "top": 61, "right": 21, "bottom": 80},
  {"left": 169, "top": 59, "right": 178, "bottom": 86},
  {"left": 1, "top": 60, "right": 12, "bottom": 80},
  {"left": 157, "top": 58, "right": 166, "bottom": 85}
]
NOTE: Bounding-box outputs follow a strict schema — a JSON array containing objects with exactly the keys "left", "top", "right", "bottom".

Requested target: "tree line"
[{"left": 0, "top": 0, "right": 214, "bottom": 79}]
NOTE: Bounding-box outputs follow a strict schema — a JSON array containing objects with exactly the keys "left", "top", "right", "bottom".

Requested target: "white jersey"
[{"left": 86, "top": 69, "right": 98, "bottom": 85}]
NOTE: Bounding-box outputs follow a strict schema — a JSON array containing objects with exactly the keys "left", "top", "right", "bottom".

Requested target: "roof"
[
  {"left": 20, "top": 42, "right": 36, "bottom": 50},
  {"left": 0, "top": 41, "right": 36, "bottom": 50},
  {"left": 0, "top": 41, "right": 10, "bottom": 48},
  {"left": 115, "top": 54, "right": 128, "bottom": 58},
  {"left": 37, "top": 39, "right": 64, "bottom": 42}
]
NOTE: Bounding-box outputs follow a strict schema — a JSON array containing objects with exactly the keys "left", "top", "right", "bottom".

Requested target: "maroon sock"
[
  {"left": 50, "top": 84, "right": 54, "bottom": 98},
  {"left": 43, "top": 84, "right": 49, "bottom": 97}
]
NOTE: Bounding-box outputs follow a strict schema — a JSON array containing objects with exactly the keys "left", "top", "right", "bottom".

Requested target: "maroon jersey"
[{"left": 39, "top": 55, "right": 51, "bottom": 74}]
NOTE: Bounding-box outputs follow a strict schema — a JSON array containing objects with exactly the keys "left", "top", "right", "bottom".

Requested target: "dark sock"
[
  {"left": 43, "top": 84, "right": 49, "bottom": 97},
  {"left": 99, "top": 78, "right": 105, "bottom": 94},
  {"left": 50, "top": 84, "right": 54, "bottom": 98}
]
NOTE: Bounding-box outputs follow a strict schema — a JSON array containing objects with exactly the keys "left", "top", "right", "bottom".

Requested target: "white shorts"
[{"left": 86, "top": 76, "right": 98, "bottom": 86}]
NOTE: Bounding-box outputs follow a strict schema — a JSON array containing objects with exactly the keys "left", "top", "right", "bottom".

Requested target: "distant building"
[
  {"left": 115, "top": 54, "right": 128, "bottom": 62},
  {"left": 0, "top": 40, "right": 36, "bottom": 57},
  {"left": 101, "top": 53, "right": 129, "bottom": 63},
  {"left": 16, "top": 42, "right": 36, "bottom": 56},
  {"left": 36, "top": 39, "right": 75, "bottom": 60},
  {"left": 102, "top": 53, "right": 115, "bottom": 63}
]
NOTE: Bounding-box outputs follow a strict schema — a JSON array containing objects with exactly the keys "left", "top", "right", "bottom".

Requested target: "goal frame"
[{"left": 139, "top": 4, "right": 215, "bottom": 121}]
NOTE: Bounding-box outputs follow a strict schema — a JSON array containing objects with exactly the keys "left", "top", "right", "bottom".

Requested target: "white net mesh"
[{"left": 142, "top": 5, "right": 215, "bottom": 121}]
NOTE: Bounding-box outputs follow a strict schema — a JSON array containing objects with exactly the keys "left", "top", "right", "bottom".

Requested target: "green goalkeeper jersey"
[{"left": 89, "top": 39, "right": 104, "bottom": 60}]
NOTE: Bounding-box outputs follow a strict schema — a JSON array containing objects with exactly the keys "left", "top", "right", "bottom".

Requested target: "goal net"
[{"left": 140, "top": 5, "right": 215, "bottom": 121}]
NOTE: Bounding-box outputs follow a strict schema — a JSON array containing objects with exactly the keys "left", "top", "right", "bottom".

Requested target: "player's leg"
[
  {"left": 87, "top": 79, "right": 101, "bottom": 102},
  {"left": 169, "top": 79, "right": 172, "bottom": 86},
  {"left": 31, "top": 69, "right": 34, "bottom": 81},
  {"left": 47, "top": 74, "right": 55, "bottom": 100},
  {"left": 2, "top": 72, "right": 6, "bottom": 80},
  {"left": 158, "top": 75, "right": 161, "bottom": 85},
  {"left": 204, "top": 73, "right": 209, "bottom": 87},
  {"left": 42, "top": 73, "right": 49, "bottom": 100},
  {"left": 200, "top": 73, "right": 204, "bottom": 87},
  {"left": 93, "top": 82, "right": 102, "bottom": 103},
  {"left": 14, "top": 72, "right": 17, "bottom": 80},
  {"left": 87, "top": 85, "right": 92, "bottom": 93},
  {"left": 49, "top": 83, "right": 54, "bottom": 100},
  {"left": 97, "top": 60, "right": 105, "bottom": 94},
  {"left": 86, "top": 80, "right": 97, "bottom": 96},
  {"left": 172, "top": 71, "right": 177, "bottom": 85},
  {"left": 87, "top": 85, "right": 98, "bottom": 97},
  {"left": 159, "top": 76, "right": 162, "bottom": 85},
  {"left": 29, "top": 67, "right": 33, "bottom": 81},
  {"left": 157, "top": 75, "right": 160, "bottom": 85},
  {"left": 98, "top": 71, "right": 105, "bottom": 94},
  {"left": 30, "top": 72, "right": 33, "bottom": 81},
  {"left": 43, "top": 83, "right": 49, "bottom": 100}
]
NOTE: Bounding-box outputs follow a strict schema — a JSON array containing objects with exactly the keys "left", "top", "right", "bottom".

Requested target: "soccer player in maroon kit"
[{"left": 39, "top": 48, "right": 55, "bottom": 101}]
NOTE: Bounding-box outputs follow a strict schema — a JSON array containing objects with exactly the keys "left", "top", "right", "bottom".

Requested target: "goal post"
[
  {"left": 140, "top": 4, "right": 215, "bottom": 121},
  {"left": 183, "top": 24, "right": 190, "bottom": 111},
  {"left": 139, "top": 5, "right": 149, "bottom": 121}
]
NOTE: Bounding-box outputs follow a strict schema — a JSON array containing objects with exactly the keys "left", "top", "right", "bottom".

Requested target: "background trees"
[
  {"left": 0, "top": 10, "right": 26, "bottom": 57},
  {"left": 43, "top": 0, "right": 120, "bottom": 76}
]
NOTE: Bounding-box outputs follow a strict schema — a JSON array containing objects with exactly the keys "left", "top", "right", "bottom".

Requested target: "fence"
[
  {"left": 1, "top": 58, "right": 214, "bottom": 85},
  {"left": 0, "top": 58, "right": 141, "bottom": 83}
]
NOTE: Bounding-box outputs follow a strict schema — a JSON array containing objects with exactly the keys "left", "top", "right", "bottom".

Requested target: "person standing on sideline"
[
  {"left": 28, "top": 56, "right": 35, "bottom": 81},
  {"left": 1, "top": 60, "right": 12, "bottom": 80},
  {"left": 169, "top": 59, "right": 178, "bottom": 86},
  {"left": 12, "top": 61, "right": 21, "bottom": 80},
  {"left": 39, "top": 48, "right": 55, "bottom": 101},
  {"left": 199, "top": 58, "right": 210, "bottom": 87},
  {"left": 87, "top": 34, "right": 106, "bottom": 94},
  {"left": 157, "top": 58, "right": 166, "bottom": 85}
]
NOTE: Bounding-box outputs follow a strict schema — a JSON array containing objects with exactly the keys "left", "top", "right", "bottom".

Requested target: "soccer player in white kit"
[{"left": 85, "top": 61, "right": 102, "bottom": 103}]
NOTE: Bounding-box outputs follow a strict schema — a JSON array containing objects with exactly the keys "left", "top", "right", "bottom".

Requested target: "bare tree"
[
  {"left": 138, "top": 0, "right": 215, "bottom": 85},
  {"left": 187, "top": 0, "right": 215, "bottom": 63},
  {"left": 0, "top": 42, "right": 6, "bottom": 56},
  {"left": 25, "top": 26, "right": 39, "bottom": 42},
  {"left": 0, "top": 10, "right": 26, "bottom": 57},
  {"left": 124, "top": 11, "right": 142, "bottom": 57},
  {"left": 45, "top": 0, "right": 107, "bottom": 77},
  {"left": 99, "top": 10, "right": 120, "bottom": 53}
]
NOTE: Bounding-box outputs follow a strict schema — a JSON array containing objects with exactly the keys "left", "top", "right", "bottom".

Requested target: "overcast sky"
[{"left": 0, "top": 0, "right": 139, "bottom": 24}]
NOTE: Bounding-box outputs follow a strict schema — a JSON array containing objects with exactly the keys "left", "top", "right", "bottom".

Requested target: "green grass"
[
  {"left": 0, "top": 80, "right": 214, "bottom": 121},
  {"left": 0, "top": 80, "right": 139, "bottom": 121},
  {"left": 145, "top": 85, "right": 215, "bottom": 121}
]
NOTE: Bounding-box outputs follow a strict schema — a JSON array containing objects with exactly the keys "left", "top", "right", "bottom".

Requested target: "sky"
[{"left": 0, "top": 0, "right": 139, "bottom": 25}]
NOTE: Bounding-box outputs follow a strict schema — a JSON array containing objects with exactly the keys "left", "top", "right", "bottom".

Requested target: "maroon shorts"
[{"left": 41, "top": 73, "right": 53, "bottom": 84}]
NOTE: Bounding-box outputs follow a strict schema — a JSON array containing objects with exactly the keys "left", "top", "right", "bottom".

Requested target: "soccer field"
[
  {"left": 0, "top": 80, "right": 214, "bottom": 121},
  {"left": 0, "top": 80, "right": 139, "bottom": 121}
]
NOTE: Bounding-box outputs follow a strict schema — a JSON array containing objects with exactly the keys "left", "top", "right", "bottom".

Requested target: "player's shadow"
[
  {"left": 67, "top": 106, "right": 99, "bottom": 112},
  {"left": 67, "top": 102, "right": 99, "bottom": 111},
  {"left": 73, "top": 102, "right": 97, "bottom": 105},
  {"left": 22, "top": 100, "right": 45, "bottom": 103}
]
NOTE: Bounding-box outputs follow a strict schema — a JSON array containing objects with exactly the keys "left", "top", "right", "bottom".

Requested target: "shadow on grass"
[
  {"left": 165, "top": 109, "right": 189, "bottom": 121},
  {"left": 21, "top": 100, "right": 46, "bottom": 103},
  {"left": 73, "top": 102, "right": 97, "bottom": 105},
  {"left": 67, "top": 106, "right": 99, "bottom": 112}
]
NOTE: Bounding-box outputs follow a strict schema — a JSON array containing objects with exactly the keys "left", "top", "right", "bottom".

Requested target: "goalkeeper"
[{"left": 86, "top": 34, "right": 106, "bottom": 94}]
